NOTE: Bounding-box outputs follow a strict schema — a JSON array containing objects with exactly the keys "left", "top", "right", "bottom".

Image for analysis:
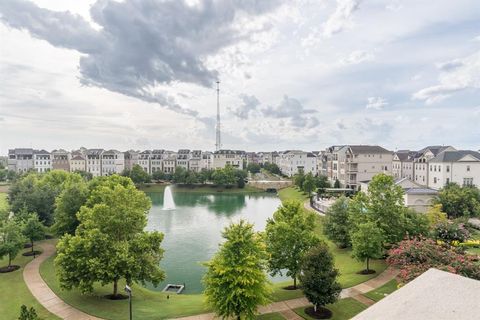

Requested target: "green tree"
[
  {"left": 52, "top": 178, "right": 89, "bottom": 235},
  {"left": 425, "top": 204, "right": 448, "bottom": 228},
  {"left": 324, "top": 196, "right": 351, "bottom": 248},
  {"left": 184, "top": 171, "right": 198, "bottom": 185},
  {"left": 299, "top": 242, "right": 341, "bottom": 314},
  {"left": 247, "top": 162, "right": 261, "bottom": 174},
  {"left": 234, "top": 169, "right": 247, "bottom": 188},
  {"left": 0, "top": 169, "right": 6, "bottom": 182},
  {"left": 22, "top": 213, "right": 45, "bottom": 254},
  {"left": 129, "top": 164, "right": 151, "bottom": 184},
  {"left": 333, "top": 179, "right": 341, "bottom": 188},
  {"left": 263, "top": 163, "right": 281, "bottom": 175},
  {"left": 302, "top": 173, "right": 316, "bottom": 194},
  {"left": 402, "top": 208, "right": 429, "bottom": 237},
  {"left": 73, "top": 170, "right": 93, "bottom": 181},
  {"left": 212, "top": 167, "right": 236, "bottom": 187},
  {"left": 293, "top": 169, "right": 305, "bottom": 189},
  {"left": 55, "top": 176, "right": 165, "bottom": 298},
  {"left": 198, "top": 169, "right": 213, "bottom": 184},
  {"left": 349, "top": 174, "right": 407, "bottom": 244},
  {"left": 152, "top": 170, "right": 166, "bottom": 181},
  {"left": 351, "top": 222, "right": 384, "bottom": 273},
  {"left": 265, "top": 201, "right": 319, "bottom": 289},
  {"left": 0, "top": 219, "right": 26, "bottom": 269},
  {"left": 18, "top": 305, "right": 39, "bottom": 320},
  {"left": 7, "top": 170, "right": 18, "bottom": 181},
  {"left": 172, "top": 166, "right": 188, "bottom": 184},
  {"left": 203, "top": 220, "right": 271, "bottom": 319},
  {"left": 315, "top": 175, "right": 331, "bottom": 189},
  {"left": 434, "top": 183, "right": 480, "bottom": 218}
]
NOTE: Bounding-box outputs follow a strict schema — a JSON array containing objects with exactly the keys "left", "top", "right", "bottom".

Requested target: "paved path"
[
  {"left": 25, "top": 242, "right": 397, "bottom": 320},
  {"left": 177, "top": 267, "right": 399, "bottom": 320},
  {"left": 23, "top": 242, "right": 103, "bottom": 320}
]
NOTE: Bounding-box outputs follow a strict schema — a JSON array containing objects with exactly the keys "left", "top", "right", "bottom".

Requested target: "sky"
[{"left": 0, "top": 0, "right": 479, "bottom": 154}]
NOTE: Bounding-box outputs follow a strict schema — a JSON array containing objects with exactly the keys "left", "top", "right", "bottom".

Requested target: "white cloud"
[
  {"left": 322, "top": 0, "right": 361, "bottom": 37},
  {"left": 413, "top": 51, "right": 480, "bottom": 104},
  {"left": 366, "top": 97, "right": 388, "bottom": 109},
  {"left": 340, "top": 50, "right": 374, "bottom": 65}
]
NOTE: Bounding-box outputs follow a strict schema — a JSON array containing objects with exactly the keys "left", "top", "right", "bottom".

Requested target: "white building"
[
  {"left": 138, "top": 150, "right": 152, "bottom": 173},
  {"left": 189, "top": 150, "right": 203, "bottom": 172},
  {"left": 176, "top": 149, "right": 191, "bottom": 170},
  {"left": 428, "top": 150, "right": 480, "bottom": 190},
  {"left": 124, "top": 150, "right": 139, "bottom": 171},
  {"left": 33, "top": 149, "right": 51, "bottom": 173},
  {"left": 70, "top": 153, "right": 86, "bottom": 172},
  {"left": 201, "top": 151, "right": 213, "bottom": 170},
  {"left": 86, "top": 149, "right": 103, "bottom": 177},
  {"left": 101, "top": 150, "right": 124, "bottom": 175},
  {"left": 413, "top": 146, "right": 456, "bottom": 186},
  {"left": 162, "top": 154, "right": 176, "bottom": 174},
  {"left": 151, "top": 150, "right": 165, "bottom": 174},
  {"left": 392, "top": 150, "right": 415, "bottom": 180},
  {"left": 276, "top": 150, "right": 317, "bottom": 177},
  {"left": 212, "top": 150, "right": 245, "bottom": 169}
]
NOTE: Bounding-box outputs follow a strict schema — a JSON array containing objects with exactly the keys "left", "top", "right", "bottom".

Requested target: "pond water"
[{"left": 145, "top": 188, "right": 284, "bottom": 294}]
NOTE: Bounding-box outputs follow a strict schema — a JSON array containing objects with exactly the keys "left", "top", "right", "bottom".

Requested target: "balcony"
[{"left": 348, "top": 164, "right": 358, "bottom": 172}]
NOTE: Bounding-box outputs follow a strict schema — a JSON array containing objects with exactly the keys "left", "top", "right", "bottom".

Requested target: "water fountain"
[{"left": 162, "top": 185, "right": 176, "bottom": 210}]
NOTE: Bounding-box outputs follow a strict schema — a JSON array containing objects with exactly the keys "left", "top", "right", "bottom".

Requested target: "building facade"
[
  {"left": 428, "top": 150, "right": 480, "bottom": 190},
  {"left": 212, "top": 150, "right": 245, "bottom": 169}
]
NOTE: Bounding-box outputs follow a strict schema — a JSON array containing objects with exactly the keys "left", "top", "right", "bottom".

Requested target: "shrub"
[
  {"left": 387, "top": 238, "right": 480, "bottom": 283},
  {"left": 432, "top": 221, "right": 470, "bottom": 244}
]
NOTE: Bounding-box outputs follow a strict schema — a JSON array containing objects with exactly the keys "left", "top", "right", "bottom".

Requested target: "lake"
[{"left": 145, "top": 188, "right": 283, "bottom": 293}]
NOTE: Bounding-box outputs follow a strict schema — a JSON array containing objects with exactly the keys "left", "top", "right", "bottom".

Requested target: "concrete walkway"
[
  {"left": 25, "top": 242, "right": 397, "bottom": 320},
  {"left": 23, "top": 242, "right": 103, "bottom": 320},
  {"left": 177, "top": 267, "right": 399, "bottom": 320}
]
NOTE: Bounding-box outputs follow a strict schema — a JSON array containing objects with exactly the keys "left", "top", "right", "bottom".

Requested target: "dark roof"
[
  {"left": 419, "top": 145, "right": 454, "bottom": 156},
  {"left": 214, "top": 149, "right": 245, "bottom": 155},
  {"left": 71, "top": 155, "right": 85, "bottom": 160},
  {"left": 405, "top": 188, "right": 438, "bottom": 195},
  {"left": 9, "top": 148, "right": 34, "bottom": 155},
  {"left": 430, "top": 150, "right": 480, "bottom": 163},
  {"left": 348, "top": 145, "right": 391, "bottom": 154},
  {"left": 33, "top": 149, "right": 49, "bottom": 155},
  {"left": 87, "top": 149, "right": 104, "bottom": 155}
]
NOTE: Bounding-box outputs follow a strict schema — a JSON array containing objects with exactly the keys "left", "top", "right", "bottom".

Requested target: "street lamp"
[{"left": 125, "top": 285, "right": 132, "bottom": 320}]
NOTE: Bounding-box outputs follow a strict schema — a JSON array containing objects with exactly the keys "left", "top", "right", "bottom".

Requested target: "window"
[
  {"left": 446, "top": 178, "right": 450, "bottom": 184},
  {"left": 467, "top": 165, "right": 470, "bottom": 172},
  {"left": 446, "top": 165, "right": 450, "bottom": 172},
  {"left": 430, "top": 165, "right": 432, "bottom": 171},
  {"left": 463, "top": 178, "right": 473, "bottom": 186},
  {"left": 434, "top": 177, "right": 437, "bottom": 184}
]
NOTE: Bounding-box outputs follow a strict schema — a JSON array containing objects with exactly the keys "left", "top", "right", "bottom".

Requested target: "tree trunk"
[
  {"left": 113, "top": 278, "right": 118, "bottom": 297},
  {"left": 8, "top": 254, "right": 12, "bottom": 267},
  {"left": 237, "top": 315, "right": 241, "bottom": 320},
  {"left": 31, "top": 239, "right": 34, "bottom": 252},
  {"left": 366, "top": 257, "right": 370, "bottom": 272},
  {"left": 293, "top": 275, "right": 297, "bottom": 289},
  {"left": 314, "top": 304, "right": 317, "bottom": 312}
]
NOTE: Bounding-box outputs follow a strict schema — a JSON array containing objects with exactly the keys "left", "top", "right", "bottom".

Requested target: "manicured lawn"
[
  {"left": 0, "top": 192, "right": 8, "bottom": 211},
  {"left": 363, "top": 279, "right": 398, "bottom": 302},
  {"left": 0, "top": 241, "right": 59, "bottom": 320},
  {"left": 294, "top": 298, "right": 367, "bottom": 320},
  {"left": 139, "top": 183, "right": 264, "bottom": 194},
  {"left": 256, "top": 312, "right": 285, "bottom": 320},
  {"left": 278, "top": 186, "right": 308, "bottom": 203}
]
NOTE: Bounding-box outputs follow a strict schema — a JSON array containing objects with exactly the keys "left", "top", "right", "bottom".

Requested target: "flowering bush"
[
  {"left": 432, "top": 221, "right": 470, "bottom": 244},
  {"left": 387, "top": 238, "right": 480, "bottom": 283}
]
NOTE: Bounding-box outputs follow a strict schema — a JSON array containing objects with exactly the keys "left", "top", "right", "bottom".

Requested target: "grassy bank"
[
  {"left": 139, "top": 183, "right": 264, "bottom": 194},
  {"left": 0, "top": 241, "right": 59, "bottom": 320}
]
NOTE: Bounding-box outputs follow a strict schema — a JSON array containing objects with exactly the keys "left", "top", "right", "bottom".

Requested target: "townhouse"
[
  {"left": 70, "top": 153, "right": 86, "bottom": 172},
  {"left": 212, "top": 150, "right": 245, "bottom": 169},
  {"left": 392, "top": 150, "right": 416, "bottom": 180},
  {"left": 276, "top": 150, "right": 317, "bottom": 177},
  {"left": 428, "top": 150, "right": 480, "bottom": 190},
  {"left": 151, "top": 150, "right": 165, "bottom": 174},
  {"left": 413, "top": 146, "right": 455, "bottom": 186},
  {"left": 33, "top": 149, "right": 51, "bottom": 173},
  {"left": 124, "top": 150, "right": 139, "bottom": 171},
  {"left": 51, "top": 149, "right": 70, "bottom": 171},
  {"left": 8, "top": 148, "right": 34, "bottom": 173},
  {"left": 101, "top": 150, "right": 125, "bottom": 175},
  {"left": 176, "top": 149, "right": 191, "bottom": 170},
  {"left": 86, "top": 149, "right": 103, "bottom": 177},
  {"left": 138, "top": 150, "right": 152, "bottom": 173},
  {"left": 189, "top": 150, "right": 203, "bottom": 172}
]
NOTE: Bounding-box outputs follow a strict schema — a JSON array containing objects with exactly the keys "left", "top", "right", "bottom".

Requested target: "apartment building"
[
  {"left": 151, "top": 150, "right": 165, "bottom": 174},
  {"left": 276, "top": 150, "right": 317, "bottom": 177},
  {"left": 33, "top": 150, "right": 51, "bottom": 173},
  {"left": 70, "top": 153, "right": 86, "bottom": 172},
  {"left": 8, "top": 148, "right": 34, "bottom": 173},
  {"left": 176, "top": 149, "right": 191, "bottom": 170},
  {"left": 428, "top": 150, "right": 480, "bottom": 190},
  {"left": 189, "top": 150, "right": 203, "bottom": 172},
  {"left": 162, "top": 154, "right": 176, "bottom": 173},
  {"left": 138, "top": 150, "right": 151, "bottom": 173},
  {"left": 101, "top": 150, "right": 124, "bottom": 175},
  {"left": 86, "top": 149, "right": 103, "bottom": 177},
  {"left": 413, "top": 146, "right": 456, "bottom": 186},
  {"left": 124, "top": 150, "right": 139, "bottom": 171},
  {"left": 212, "top": 150, "right": 245, "bottom": 169},
  {"left": 201, "top": 151, "right": 213, "bottom": 170},
  {"left": 392, "top": 150, "right": 416, "bottom": 180},
  {"left": 51, "top": 149, "right": 70, "bottom": 171}
]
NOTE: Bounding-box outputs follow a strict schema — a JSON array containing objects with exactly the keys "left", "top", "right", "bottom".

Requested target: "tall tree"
[
  {"left": 55, "top": 176, "right": 165, "bottom": 298},
  {"left": 21, "top": 213, "right": 45, "bottom": 254},
  {"left": 247, "top": 163, "right": 261, "bottom": 174},
  {"left": 0, "top": 219, "right": 25, "bottom": 270},
  {"left": 53, "top": 177, "right": 89, "bottom": 235},
  {"left": 324, "top": 196, "right": 351, "bottom": 248},
  {"left": 265, "top": 201, "right": 319, "bottom": 289},
  {"left": 351, "top": 222, "right": 384, "bottom": 273},
  {"left": 302, "top": 173, "right": 316, "bottom": 194},
  {"left": 129, "top": 164, "right": 151, "bottom": 184},
  {"left": 333, "top": 179, "right": 341, "bottom": 188},
  {"left": 203, "top": 220, "right": 271, "bottom": 319},
  {"left": 349, "top": 174, "right": 407, "bottom": 244},
  {"left": 293, "top": 169, "right": 305, "bottom": 189},
  {"left": 299, "top": 242, "right": 341, "bottom": 315}
]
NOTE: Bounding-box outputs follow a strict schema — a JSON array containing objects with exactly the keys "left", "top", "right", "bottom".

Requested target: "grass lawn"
[
  {"left": 363, "top": 279, "right": 398, "bottom": 302},
  {"left": 294, "top": 298, "right": 367, "bottom": 320},
  {"left": 0, "top": 241, "right": 59, "bottom": 320},
  {"left": 139, "top": 183, "right": 264, "bottom": 194},
  {"left": 0, "top": 192, "right": 8, "bottom": 211},
  {"left": 277, "top": 186, "right": 308, "bottom": 203}
]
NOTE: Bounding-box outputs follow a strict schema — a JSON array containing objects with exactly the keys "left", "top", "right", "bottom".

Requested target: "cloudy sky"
[{"left": 1, "top": 0, "right": 479, "bottom": 153}]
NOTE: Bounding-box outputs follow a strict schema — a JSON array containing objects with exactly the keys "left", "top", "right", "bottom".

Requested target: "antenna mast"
[{"left": 215, "top": 80, "right": 222, "bottom": 151}]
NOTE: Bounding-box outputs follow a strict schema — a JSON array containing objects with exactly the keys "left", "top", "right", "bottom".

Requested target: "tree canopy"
[
  {"left": 351, "top": 222, "right": 384, "bottom": 273},
  {"left": 324, "top": 196, "right": 351, "bottom": 248},
  {"left": 203, "top": 220, "right": 271, "bottom": 319},
  {"left": 434, "top": 183, "right": 480, "bottom": 218},
  {"left": 55, "top": 175, "right": 165, "bottom": 297},
  {"left": 21, "top": 213, "right": 45, "bottom": 253},
  {"left": 0, "top": 219, "right": 25, "bottom": 268},
  {"left": 265, "top": 201, "right": 319, "bottom": 288}
]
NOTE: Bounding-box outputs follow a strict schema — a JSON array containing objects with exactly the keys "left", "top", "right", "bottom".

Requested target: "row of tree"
[
  {"left": 204, "top": 201, "right": 341, "bottom": 318},
  {"left": 293, "top": 170, "right": 332, "bottom": 194},
  {"left": 122, "top": 164, "right": 248, "bottom": 188},
  {"left": 245, "top": 162, "right": 282, "bottom": 176}
]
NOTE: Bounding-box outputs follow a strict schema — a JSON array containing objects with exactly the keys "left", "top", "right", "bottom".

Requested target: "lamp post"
[{"left": 125, "top": 285, "right": 132, "bottom": 320}]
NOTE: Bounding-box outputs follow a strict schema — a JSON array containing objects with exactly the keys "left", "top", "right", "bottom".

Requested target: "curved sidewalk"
[{"left": 23, "top": 242, "right": 103, "bottom": 320}]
